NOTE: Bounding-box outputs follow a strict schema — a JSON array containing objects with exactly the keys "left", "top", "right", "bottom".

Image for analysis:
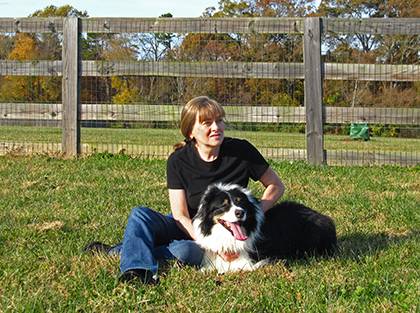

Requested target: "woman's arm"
[
  {"left": 168, "top": 189, "right": 196, "bottom": 240},
  {"left": 258, "top": 167, "right": 285, "bottom": 213}
]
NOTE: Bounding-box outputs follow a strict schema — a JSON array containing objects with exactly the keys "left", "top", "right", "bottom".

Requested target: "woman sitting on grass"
[{"left": 84, "top": 96, "right": 285, "bottom": 284}]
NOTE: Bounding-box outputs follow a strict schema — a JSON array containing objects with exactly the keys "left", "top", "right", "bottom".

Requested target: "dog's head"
[{"left": 193, "top": 183, "right": 264, "bottom": 253}]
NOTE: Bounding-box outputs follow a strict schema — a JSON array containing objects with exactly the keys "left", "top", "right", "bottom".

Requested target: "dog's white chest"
[{"left": 200, "top": 252, "right": 265, "bottom": 273}]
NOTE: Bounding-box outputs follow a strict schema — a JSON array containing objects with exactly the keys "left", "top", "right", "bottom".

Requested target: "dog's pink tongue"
[{"left": 228, "top": 222, "right": 248, "bottom": 241}]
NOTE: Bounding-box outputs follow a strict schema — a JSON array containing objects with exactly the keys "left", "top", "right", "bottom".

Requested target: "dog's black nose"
[{"left": 235, "top": 209, "right": 245, "bottom": 219}]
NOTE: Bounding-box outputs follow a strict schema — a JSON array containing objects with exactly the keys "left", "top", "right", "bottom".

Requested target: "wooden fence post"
[
  {"left": 62, "top": 17, "right": 81, "bottom": 157},
  {"left": 304, "top": 17, "right": 325, "bottom": 165}
]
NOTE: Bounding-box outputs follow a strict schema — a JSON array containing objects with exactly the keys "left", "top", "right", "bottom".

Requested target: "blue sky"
[{"left": 0, "top": 0, "right": 220, "bottom": 17}]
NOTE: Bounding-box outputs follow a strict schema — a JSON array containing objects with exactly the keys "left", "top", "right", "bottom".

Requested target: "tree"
[
  {"left": 172, "top": 0, "right": 312, "bottom": 106},
  {"left": 132, "top": 13, "right": 179, "bottom": 103},
  {"left": 135, "top": 13, "right": 175, "bottom": 61},
  {"left": 0, "top": 33, "right": 40, "bottom": 101},
  {"left": 102, "top": 37, "right": 140, "bottom": 104},
  {"left": 318, "top": 0, "right": 420, "bottom": 107},
  {"left": 318, "top": 0, "right": 420, "bottom": 18},
  {"left": 209, "top": 0, "right": 318, "bottom": 17},
  {"left": 0, "top": 5, "right": 89, "bottom": 102}
]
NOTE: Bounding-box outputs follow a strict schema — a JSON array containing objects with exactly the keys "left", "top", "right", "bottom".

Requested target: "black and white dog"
[{"left": 192, "top": 183, "right": 337, "bottom": 273}]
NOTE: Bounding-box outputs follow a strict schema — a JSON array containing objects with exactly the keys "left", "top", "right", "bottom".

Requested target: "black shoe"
[
  {"left": 83, "top": 241, "right": 112, "bottom": 254},
  {"left": 118, "top": 269, "right": 159, "bottom": 285}
]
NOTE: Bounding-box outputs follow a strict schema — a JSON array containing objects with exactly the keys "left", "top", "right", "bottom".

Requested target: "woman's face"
[{"left": 190, "top": 113, "right": 225, "bottom": 149}]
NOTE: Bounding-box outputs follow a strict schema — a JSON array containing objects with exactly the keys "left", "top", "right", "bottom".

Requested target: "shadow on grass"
[
  {"left": 336, "top": 229, "right": 418, "bottom": 260},
  {"left": 280, "top": 229, "right": 418, "bottom": 268}
]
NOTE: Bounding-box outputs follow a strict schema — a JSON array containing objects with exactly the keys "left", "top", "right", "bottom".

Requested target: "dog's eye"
[
  {"left": 212, "top": 199, "right": 230, "bottom": 213},
  {"left": 234, "top": 197, "right": 242, "bottom": 203}
]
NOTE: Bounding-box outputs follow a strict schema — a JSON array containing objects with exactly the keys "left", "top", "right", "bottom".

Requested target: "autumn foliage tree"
[
  {"left": 0, "top": 5, "right": 87, "bottom": 102},
  {"left": 318, "top": 0, "right": 420, "bottom": 107},
  {"left": 0, "top": 2, "right": 418, "bottom": 108},
  {"left": 172, "top": 0, "right": 313, "bottom": 106},
  {"left": 0, "top": 34, "right": 39, "bottom": 101}
]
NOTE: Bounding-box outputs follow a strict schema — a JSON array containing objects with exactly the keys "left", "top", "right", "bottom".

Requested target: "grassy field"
[
  {"left": 1, "top": 125, "right": 420, "bottom": 152},
  {"left": 0, "top": 154, "right": 419, "bottom": 312}
]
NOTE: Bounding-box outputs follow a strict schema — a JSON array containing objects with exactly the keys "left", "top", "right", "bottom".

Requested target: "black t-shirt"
[{"left": 166, "top": 137, "right": 269, "bottom": 217}]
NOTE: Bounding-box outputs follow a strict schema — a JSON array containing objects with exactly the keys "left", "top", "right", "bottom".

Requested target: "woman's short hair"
[{"left": 174, "top": 96, "right": 225, "bottom": 150}]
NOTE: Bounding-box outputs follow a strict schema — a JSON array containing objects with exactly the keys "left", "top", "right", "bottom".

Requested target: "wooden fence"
[{"left": 0, "top": 17, "right": 419, "bottom": 165}]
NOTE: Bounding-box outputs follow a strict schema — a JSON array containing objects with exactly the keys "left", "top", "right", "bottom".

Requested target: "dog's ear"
[
  {"left": 194, "top": 184, "right": 223, "bottom": 236},
  {"left": 199, "top": 184, "right": 221, "bottom": 213}
]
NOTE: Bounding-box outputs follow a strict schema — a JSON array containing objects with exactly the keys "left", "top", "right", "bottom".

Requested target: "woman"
[{"left": 85, "top": 96, "right": 285, "bottom": 284}]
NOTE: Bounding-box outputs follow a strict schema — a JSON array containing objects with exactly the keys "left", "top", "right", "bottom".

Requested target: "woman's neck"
[{"left": 195, "top": 143, "right": 220, "bottom": 162}]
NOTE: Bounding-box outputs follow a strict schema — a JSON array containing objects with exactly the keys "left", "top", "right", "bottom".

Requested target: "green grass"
[
  {"left": 0, "top": 154, "right": 419, "bottom": 312},
  {"left": 1, "top": 125, "right": 420, "bottom": 152}
]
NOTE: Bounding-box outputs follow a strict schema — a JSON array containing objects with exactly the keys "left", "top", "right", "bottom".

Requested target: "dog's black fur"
[
  {"left": 252, "top": 200, "right": 337, "bottom": 261},
  {"left": 193, "top": 183, "right": 337, "bottom": 272}
]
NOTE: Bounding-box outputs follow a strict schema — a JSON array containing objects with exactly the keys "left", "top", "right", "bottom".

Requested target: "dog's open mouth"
[{"left": 218, "top": 219, "right": 248, "bottom": 241}]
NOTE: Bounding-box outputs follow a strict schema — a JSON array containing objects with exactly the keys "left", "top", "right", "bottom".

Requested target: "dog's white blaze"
[
  {"left": 220, "top": 204, "right": 245, "bottom": 222},
  {"left": 193, "top": 183, "right": 267, "bottom": 273}
]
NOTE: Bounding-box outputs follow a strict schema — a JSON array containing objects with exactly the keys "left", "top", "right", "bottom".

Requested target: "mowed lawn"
[
  {"left": 1, "top": 125, "right": 420, "bottom": 152},
  {"left": 0, "top": 154, "right": 419, "bottom": 312}
]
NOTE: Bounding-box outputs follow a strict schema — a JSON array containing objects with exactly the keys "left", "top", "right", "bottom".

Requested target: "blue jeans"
[{"left": 110, "top": 206, "right": 204, "bottom": 274}]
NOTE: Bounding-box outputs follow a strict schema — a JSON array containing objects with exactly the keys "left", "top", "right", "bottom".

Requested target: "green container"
[{"left": 350, "top": 123, "right": 370, "bottom": 141}]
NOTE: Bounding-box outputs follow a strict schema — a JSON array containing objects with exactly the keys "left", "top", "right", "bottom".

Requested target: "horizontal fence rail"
[
  {"left": 1, "top": 17, "right": 419, "bottom": 34},
  {"left": 0, "top": 16, "right": 419, "bottom": 166},
  {"left": 0, "top": 17, "right": 305, "bottom": 34},
  {"left": 1, "top": 61, "right": 419, "bottom": 81},
  {"left": 1, "top": 104, "right": 419, "bottom": 125}
]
